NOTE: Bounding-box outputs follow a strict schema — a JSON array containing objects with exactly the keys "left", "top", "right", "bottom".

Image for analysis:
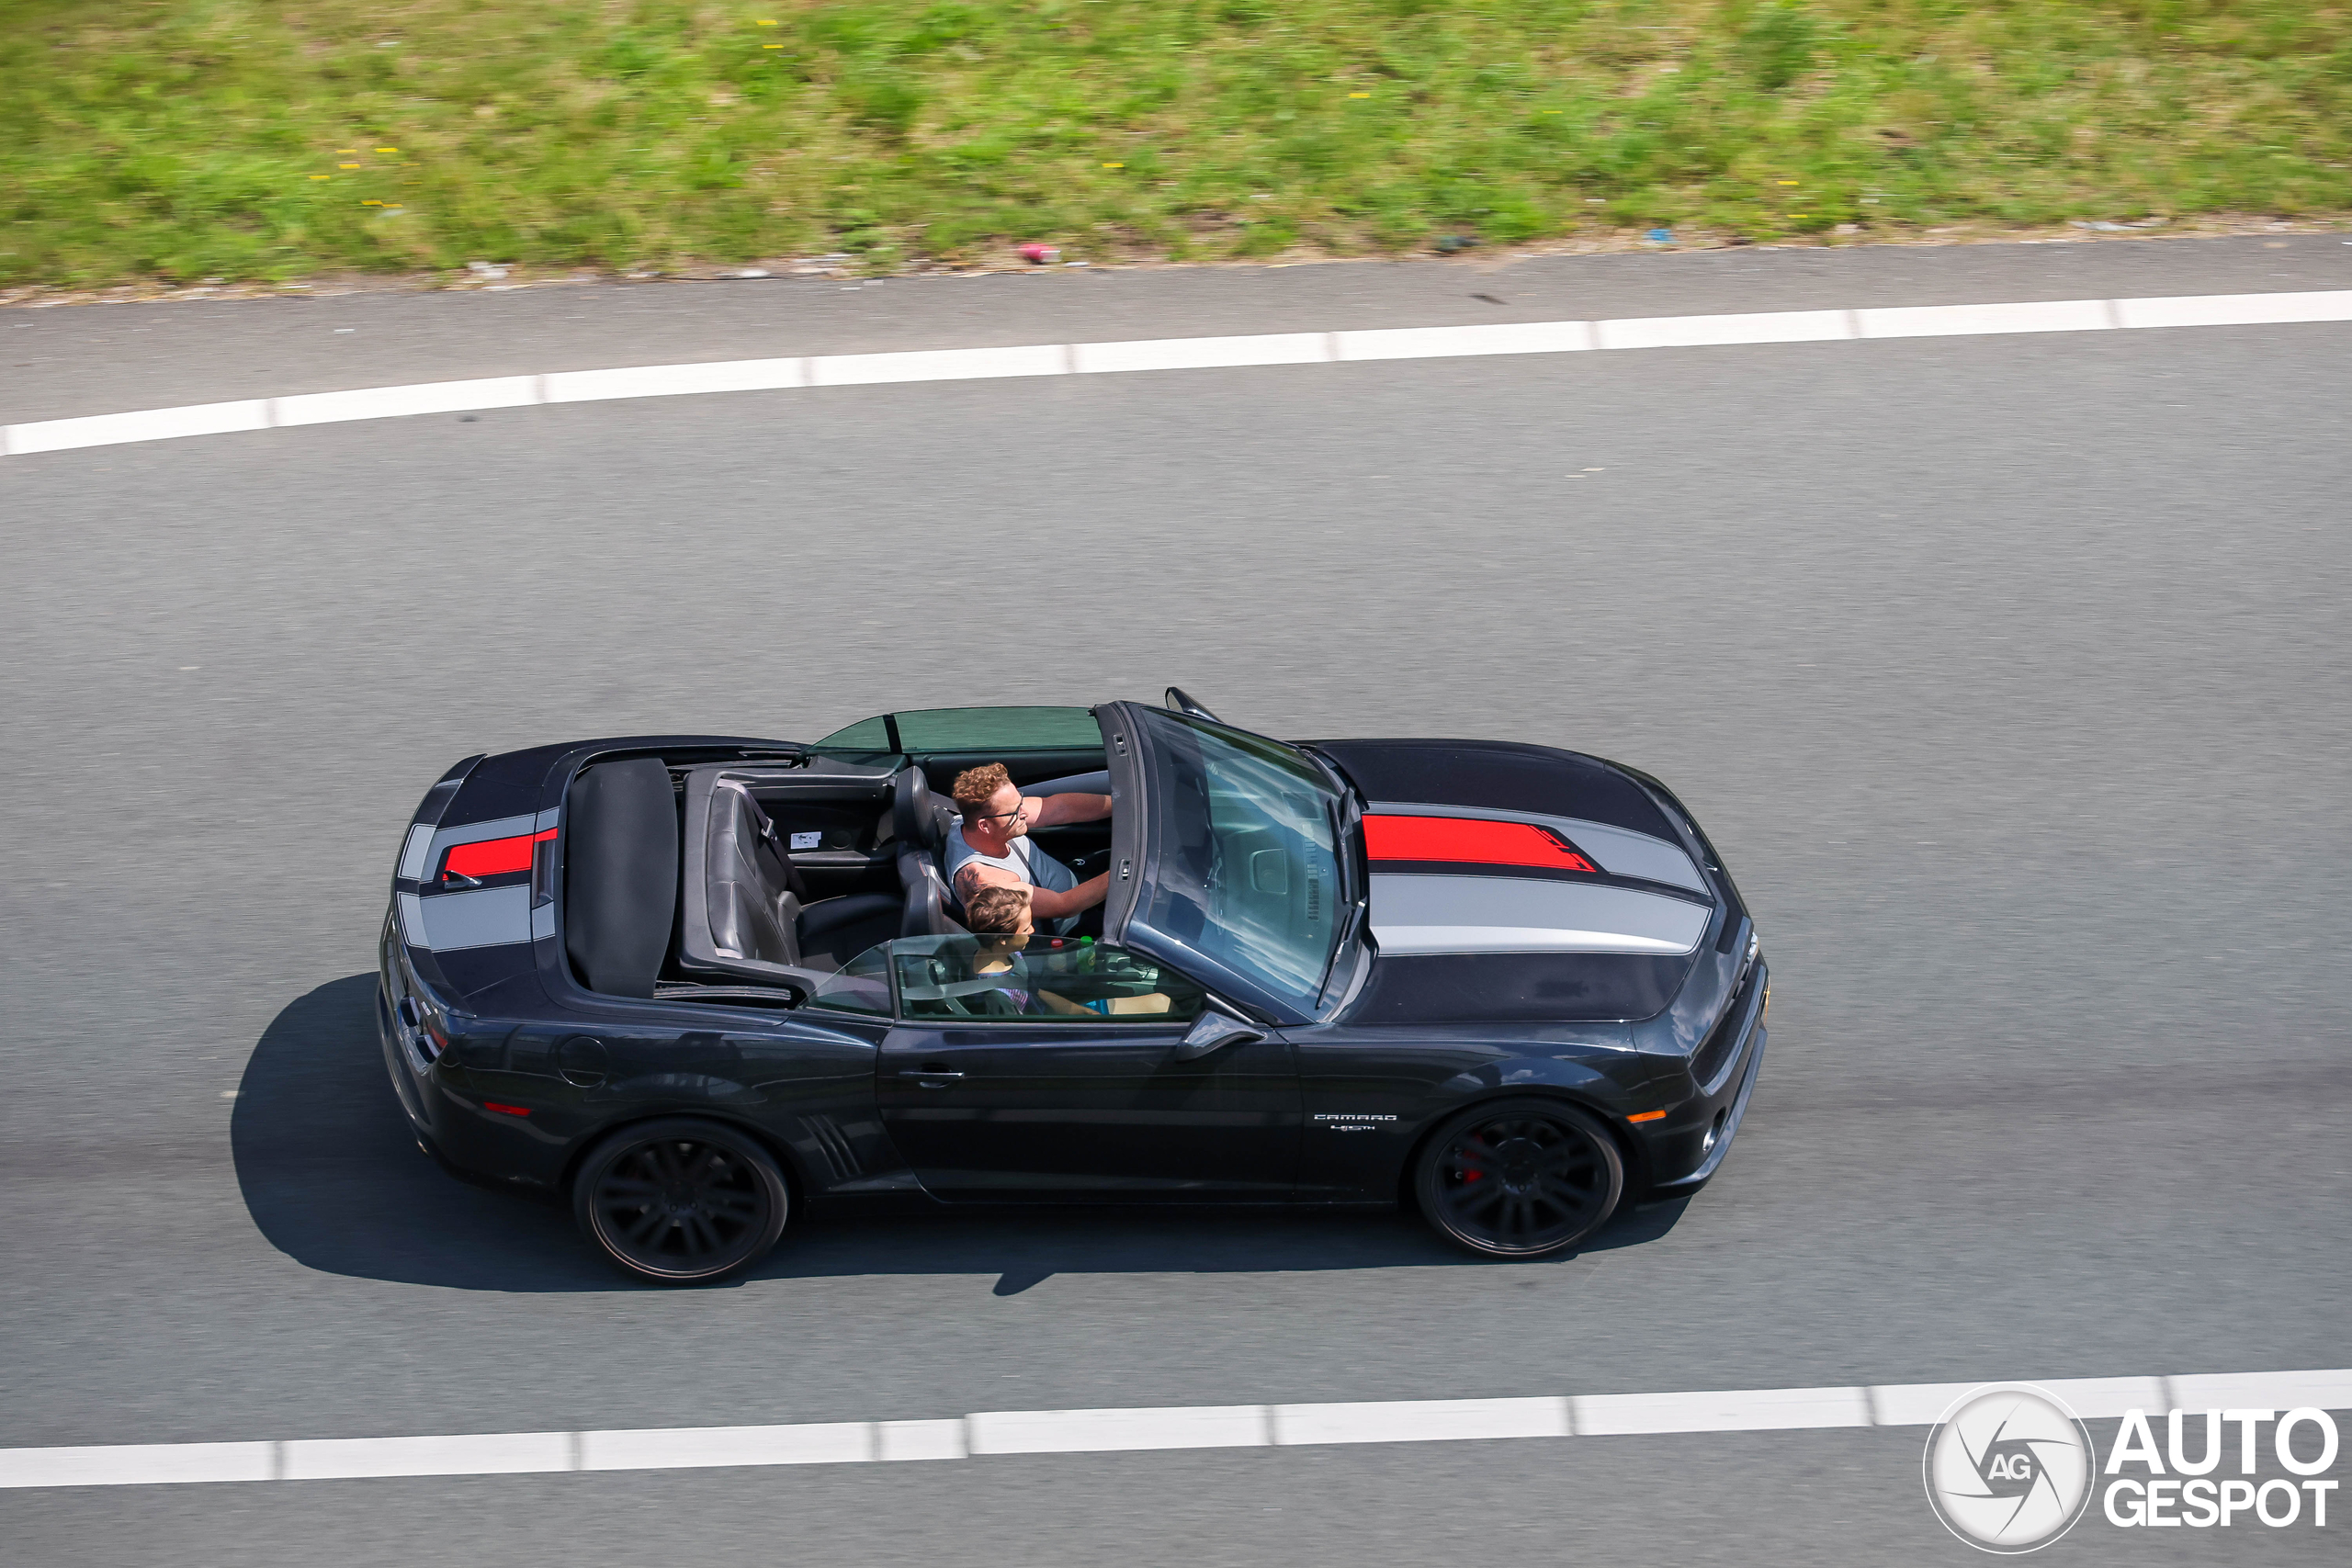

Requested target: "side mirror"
[
  {"left": 1164, "top": 687, "right": 1223, "bottom": 723},
  {"left": 1174, "top": 1009, "right": 1266, "bottom": 1061}
]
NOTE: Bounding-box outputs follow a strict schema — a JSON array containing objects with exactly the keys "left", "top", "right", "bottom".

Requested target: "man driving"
[{"left": 944, "top": 762, "right": 1111, "bottom": 931}]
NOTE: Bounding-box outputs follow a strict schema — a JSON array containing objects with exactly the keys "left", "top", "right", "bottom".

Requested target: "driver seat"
[{"left": 893, "top": 769, "right": 967, "bottom": 938}]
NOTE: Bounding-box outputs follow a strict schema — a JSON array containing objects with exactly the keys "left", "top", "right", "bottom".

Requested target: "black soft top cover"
[{"left": 563, "top": 759, "right": 679, "bottom": 998}]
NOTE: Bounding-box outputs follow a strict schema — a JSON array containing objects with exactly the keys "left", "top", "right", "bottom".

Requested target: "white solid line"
[
  {"left": 1, "top": 1369, "right": 2346, "bottom": 1489},
  {"left": 1071, "top": 331, "right": 1332, "bottom": 374},
  {"left": 543, "top": 357, "right": 809, "bottom": 402},
  {"left": 2171, "top": 1369, "right": 2352, "bottom": 1411},
  {"left": 1855, "top": 298, "right": 2113, "bottom": 338},
  {"left": 2029, "top": 1375, "right": 2172, "bottom": 1421},
  {"left": 0, "top": 1440, "right": 275, "bottom": 1489},
  {"left": 876, "top": 1418, "right": 968, "bottom": 1462},
  {"left": 1272, "top": 1396, "right": 1569, "bottom": 1446},
  {"left": 272, "top": 375, "right": 542, "bottom": 426},
  {"left": 1333, "top": 320, "right": 1595, "bottom": 360},
  {"left": 3, "top": 399, "right": 271, "bottom": 455},
  {"left": 969, "top": 1404, "right": 1268, "bottom": 1456},
  {"left": 4, "top": 288, "right": 2348, "bottom": 458},
  {"left": 280, "top": 1430, "right": 573, "bottom": 1481},
  {"left": 580, "top": 1420, "right": 873, "bottom": 1472},
  {"left": 1572, "top": 1385, "right": 1871, "bottom": 1436},
  {"left": 809, "top": 343, "right": 1066, "bottom": 387},
  {"left": 2114, "top": 289, "right": 2352, "bottom": 330},
  {"left": 1595, "top": 309, "right": 1854, "bottom": 351}
]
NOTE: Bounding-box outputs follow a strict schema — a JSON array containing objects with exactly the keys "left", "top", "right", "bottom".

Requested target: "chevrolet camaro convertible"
[{"left": 379, "top": 694, "right": 1769, "bottom": 1283}]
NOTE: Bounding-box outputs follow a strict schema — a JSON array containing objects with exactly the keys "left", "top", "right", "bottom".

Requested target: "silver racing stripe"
[
  {"left": 406, "top": 886, "right": 536, "bottom": 952},
  {"left": 1368, "top": 874, "right": 1709, "bottom": 956},
  {"left": 1365, "top": 800, "right": 1706, "bottom": 893}
]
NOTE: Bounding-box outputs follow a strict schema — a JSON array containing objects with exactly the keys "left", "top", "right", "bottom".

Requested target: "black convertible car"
[{"left": 379, "top": 694, "right": 1768, "bottom": 1283}]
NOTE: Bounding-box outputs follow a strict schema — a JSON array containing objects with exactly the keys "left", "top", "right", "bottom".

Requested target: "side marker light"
[
  {"left": 483, "top": 1101, "right": 532, "bottom": 1118},
  {"left": 1627, "top": 1110, "right": 1667, "bottom": 1123}
]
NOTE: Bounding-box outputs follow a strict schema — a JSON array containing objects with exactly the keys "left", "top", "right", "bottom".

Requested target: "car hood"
[{"left": 1311, "top": 739, "right": 1718, "bottom": 1022}]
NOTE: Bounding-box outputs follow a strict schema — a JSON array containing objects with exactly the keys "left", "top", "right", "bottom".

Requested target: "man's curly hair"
[{"left": 950, "top": 761, "right": 1014, "bottom": 822}]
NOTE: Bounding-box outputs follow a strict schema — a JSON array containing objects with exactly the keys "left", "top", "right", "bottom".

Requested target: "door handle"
[{"left": 898, "top": 1068, "right": 965, "bottom": 1087}]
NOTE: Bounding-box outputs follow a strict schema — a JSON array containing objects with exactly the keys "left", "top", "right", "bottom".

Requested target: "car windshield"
[{"left": 1131, "top": 708, "right": 1348, "bottom": 1012}]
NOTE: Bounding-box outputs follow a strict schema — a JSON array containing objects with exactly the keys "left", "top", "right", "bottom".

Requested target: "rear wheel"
[
  {"left": 1414, "top": 1098, "right": 1623, "bottom": 1259},
  {"left": 572, "top": 1119, "right": 787, "bottom": 1285}
]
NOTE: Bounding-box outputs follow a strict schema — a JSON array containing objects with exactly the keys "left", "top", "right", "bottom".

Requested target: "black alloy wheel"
[
  {"left": 1414, "top": 1098, "right": 1624, "bottom": 1259},
  {"left": 572, "top": 1119, "right": 788, "bottom": 1284}
]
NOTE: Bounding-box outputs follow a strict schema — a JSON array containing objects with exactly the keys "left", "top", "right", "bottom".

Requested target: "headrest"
[{"left": 892, "top": 768, "right": 950, "bottom": 850}]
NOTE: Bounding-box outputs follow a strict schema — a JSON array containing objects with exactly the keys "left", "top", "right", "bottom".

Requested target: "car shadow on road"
[{"left": 235, "top": 975, "right": 1689, "bottom": 1294}]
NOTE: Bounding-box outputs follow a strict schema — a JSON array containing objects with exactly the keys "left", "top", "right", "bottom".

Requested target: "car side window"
[
  {"left": 805, "top": 942, "right": 893, "bottom": 1017},
  {"left": 892, "top": 934, "right": 1205, "bottom": 1024}
]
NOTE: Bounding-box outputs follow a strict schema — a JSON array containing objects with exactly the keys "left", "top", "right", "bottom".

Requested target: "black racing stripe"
[
  {"left": 1351, "top": 952, "right": 1693, "bottom": 1023},
  {"left": 1309, "top": 739, "right": 1678, "bottom": 840}
]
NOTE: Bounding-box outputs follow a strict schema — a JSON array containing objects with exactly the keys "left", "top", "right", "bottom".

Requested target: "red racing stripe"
[
  {"left": 1363, "top": 815, "right": 1598, "bottom": 873},
  {"left": 443, "top": 828, "right": 557, "bottom": 880}
]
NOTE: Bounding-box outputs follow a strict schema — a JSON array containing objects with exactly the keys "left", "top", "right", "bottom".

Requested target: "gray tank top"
[{"left": 942, "top": 822, "right": 1080, "bottom": 931}]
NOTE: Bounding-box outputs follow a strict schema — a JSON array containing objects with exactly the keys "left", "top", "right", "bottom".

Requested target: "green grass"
[{"left": 3, "top": 0, "right": 2348, "bottom": 285}]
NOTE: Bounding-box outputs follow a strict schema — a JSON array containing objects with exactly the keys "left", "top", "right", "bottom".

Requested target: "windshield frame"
[{"left": 1100, "top": 702, "right": 1363, "bottom": 1027}]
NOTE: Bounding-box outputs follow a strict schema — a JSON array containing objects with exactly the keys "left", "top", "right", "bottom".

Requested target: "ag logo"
[{"left": 1924, "top": 1383, "right": 2097, "bottom": 1553}]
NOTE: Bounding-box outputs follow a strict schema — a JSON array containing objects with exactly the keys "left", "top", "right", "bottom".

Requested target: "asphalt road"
[{"left": 2, "top": 237, "right": 2347, "bottom": 1565}]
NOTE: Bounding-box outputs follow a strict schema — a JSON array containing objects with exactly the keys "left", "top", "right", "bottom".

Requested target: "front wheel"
[
  {"left": 1413, "top": 1098, "right": 1624, "bottom": 1259},
  {"left": 572, "top": 1119, "right": 788, "bottom": 1284}
]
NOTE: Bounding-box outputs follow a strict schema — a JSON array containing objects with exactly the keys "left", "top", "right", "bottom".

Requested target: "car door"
[{"left": 874, "top": 935, "right": 1301, "bottom": 1200}]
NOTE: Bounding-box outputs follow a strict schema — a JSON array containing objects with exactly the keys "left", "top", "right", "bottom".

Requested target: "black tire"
[
  {"left": 572, "top": 1119, "right": 788, "bottom": 1285},
  {"left": 1413, "top": 1098, "right": 1624, "bottom": 1259}
]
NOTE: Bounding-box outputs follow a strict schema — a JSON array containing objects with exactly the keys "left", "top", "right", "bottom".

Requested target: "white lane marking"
[
  {"left": 1595, "top": 308, "right": 1854, "bottom": 351},
  {"left": 544, "top": 357, "right": 809, "bottom": 402},
  {"left": 3, "top": 1368, "right": 2343, "bottom": 1490},
  {"left": 272, "top": 375, "right": 539, "bottom": 427},
  {"left": 5, "top": 400, "right": 270, "bottom": 456},
  {"left": 4, "top": 288, "right": 2349, "bottom": 458},
  {"left": 1332, "top": 320, "right": 1595, "bottom": 360},
  {"left": 810, "top": 343, "right": 1065, "bottom": 387},
  {"left": 876, "top": 1418, "right": 967, "bottom": 1462},
  {"left": 1855, "top": 297, "right": 2114, "bottom": 338},
  {"left": 282, "top": 1431, "right": 571, "bottom": 1481},
  {"left": 1574, "top": 1385, "right": 1871, "bottom": 1435},
  {"left": 2115, "top": 289, "right": 2352, "bottom": 330},
  {"left": 969, "top": 1404, "right": 1268, "bottom": 1456},
  {"left": 1273, "top": 1396, "right": 1568, "bottom": 1447},
  {"left": 582, "top": 1421, "right": 873, "bottom": 1472},
  {"left": 1070, "top": 331, "right": 1333, "bottom": 374},
  {"left": 0, "top": 1441, "right": 275, "bottom": 1489}
]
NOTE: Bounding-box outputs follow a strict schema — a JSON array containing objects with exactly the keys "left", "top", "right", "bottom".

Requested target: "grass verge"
[{"left": 3, "top": 0, "right": 2348, "bottom": 285}]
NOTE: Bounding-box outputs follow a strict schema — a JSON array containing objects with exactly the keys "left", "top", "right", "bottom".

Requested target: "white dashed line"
[
  {"left": 3, "top": 1367, "right": 2345, "bottom": 1490},
  {"left": 3, "top": 288, "right": 2348, "bottom": 459}
]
